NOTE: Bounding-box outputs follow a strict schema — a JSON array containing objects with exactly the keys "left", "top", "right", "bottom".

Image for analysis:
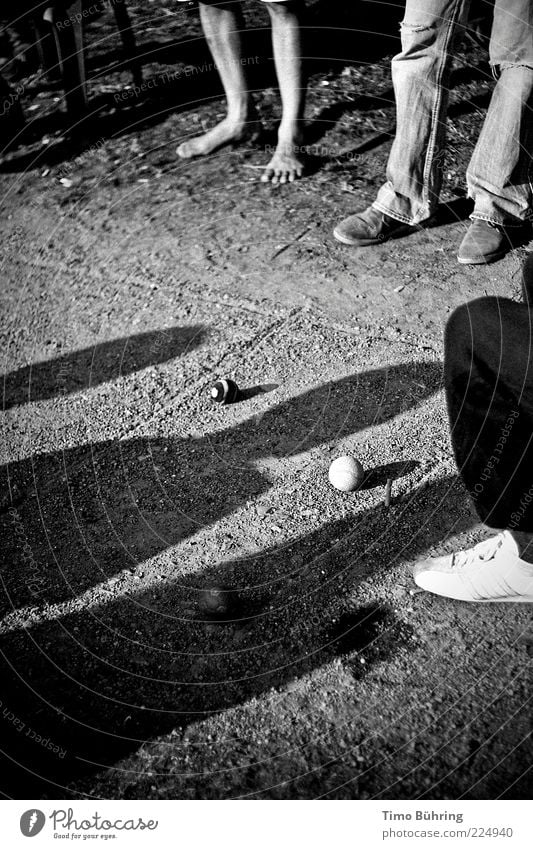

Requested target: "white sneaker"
[{"left": 413, "top": 531, "right": 533, "bottom": 602}]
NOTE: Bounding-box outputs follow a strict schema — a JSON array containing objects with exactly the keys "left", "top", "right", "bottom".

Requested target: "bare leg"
[
  {"left": 176, "top": 1, "right": 256, "bottom": 159},
  {"left": 261, "top": 1, "right": 305, "bottom": 184}
]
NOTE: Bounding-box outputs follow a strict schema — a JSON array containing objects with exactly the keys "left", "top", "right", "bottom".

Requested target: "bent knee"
[
  {"left": 395, "top": 17, "right": 444, "bottom": 60},
  {"left": 446, "top": 297, "right": 526, "bottom": 355},
  {"left": 446, "top": 298, "right": 498, "bottom": 351},
  {"left": 401, "top": 19, "right": 436, "bottom": 34}
]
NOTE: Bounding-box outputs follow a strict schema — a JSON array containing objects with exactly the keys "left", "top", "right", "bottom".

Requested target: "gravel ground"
[{"left": 1, "top": 1, "right": 532, "bottom": 800}]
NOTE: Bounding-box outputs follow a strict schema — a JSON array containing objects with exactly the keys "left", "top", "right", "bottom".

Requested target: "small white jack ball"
[{"left": 328, "top": 455, "right": 364, "bottom": 492}]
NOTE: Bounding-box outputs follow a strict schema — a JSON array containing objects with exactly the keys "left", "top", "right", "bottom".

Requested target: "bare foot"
[
  {"left": 176, "top": 116, "right": 255, "bottom": 159},
  {"left": 261, "top": 137, "right": 305, "bottom": 184}
]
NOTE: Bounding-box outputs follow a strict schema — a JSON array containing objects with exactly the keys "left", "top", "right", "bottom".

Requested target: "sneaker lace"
[{"left": 452, "top": 533, "right": 505, "bottom": 569}]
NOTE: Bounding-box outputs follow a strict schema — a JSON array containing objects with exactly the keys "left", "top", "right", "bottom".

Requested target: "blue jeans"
[{"left": 373, "top": 0, "right": 533, "bottom": 226}]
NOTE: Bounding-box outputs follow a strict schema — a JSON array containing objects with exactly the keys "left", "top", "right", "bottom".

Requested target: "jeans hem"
[
  {"left": 371, "top": 201, "right": 433, "bottom": 227},
  {"left": 490, "top": 61, "right": 533, "bottom": 76},
  {"left": 470, "top": 213, "right": 527, "bottom": 228}
]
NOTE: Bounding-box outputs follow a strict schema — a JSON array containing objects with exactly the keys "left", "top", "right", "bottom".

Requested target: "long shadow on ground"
[
  {"left": 2, "top": 325, "right": 205, "bottom": 411},
  {"left": 0, "top": 470, "right": 472, "bottom": 799},
  {"left": 1, "top": 359, "right": 442, "bottom": 612},
  {"left": 0, "top": 353, "right": 448, "bottom": 796}
]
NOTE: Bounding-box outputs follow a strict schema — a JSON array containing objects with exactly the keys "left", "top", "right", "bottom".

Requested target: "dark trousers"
[{"left": 445, "top": 297, "right": 533, "bottom": 532}]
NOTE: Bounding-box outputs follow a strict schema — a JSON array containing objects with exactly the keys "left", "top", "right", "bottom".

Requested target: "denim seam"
[
  {"left": 494, "top": 62, "right": 533, "bottom": 72},
  {"left": 470, "top": 213, "right": 525, "bottom": 228},
  {"left": 421, "top": 0, "right": 461, "bottom": 219},
  {"left": 371, "top": 201, "right": 412, "bottom": 226}
]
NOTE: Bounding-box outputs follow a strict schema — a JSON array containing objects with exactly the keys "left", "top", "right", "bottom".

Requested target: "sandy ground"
[{"left": 1, "top": 1, "right": 532, "bottom": 799}]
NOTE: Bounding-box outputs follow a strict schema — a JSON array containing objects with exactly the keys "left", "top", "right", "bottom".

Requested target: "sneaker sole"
[
  {"left": 415, "top": 585, "right": 533, "bottom": 603},
  {"left": 464, "top": 594, "right": 533, "bottom": 603}
]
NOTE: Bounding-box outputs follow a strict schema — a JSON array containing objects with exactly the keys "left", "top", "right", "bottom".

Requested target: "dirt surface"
[{"left": 1, "top": 1, "right": 532, "bottom": 800}]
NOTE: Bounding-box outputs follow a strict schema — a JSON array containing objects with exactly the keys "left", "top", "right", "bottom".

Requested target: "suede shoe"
[
  {"left": 333, "top": 206, "right": 406, "bottom": 246},
  {"left": 457, "top": 219, "right": 513, "bottom": 265},
  {"left": 413, "top": 532, "right": 533, "bottom": 603}
]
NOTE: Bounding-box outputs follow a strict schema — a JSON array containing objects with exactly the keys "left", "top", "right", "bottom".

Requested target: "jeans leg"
[
  {"left": 467, "top": 65, "right": 533, "bottom": 225},
  {"left": 373, "top": 0, "right": 470, "bottom": 225},
  {"left": 489, "top": 0, "right": 533, "bottom": 68},
  {"left": 445, "top": 297, "right": 533, "bottom": 531},
  {"left": 467, "top": 1, "right": 533, "bottom": 224}
]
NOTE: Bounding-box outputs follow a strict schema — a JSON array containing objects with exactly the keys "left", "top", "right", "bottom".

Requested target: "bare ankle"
[
  {"left": 278, "top": 121, "right": 303, "bottom": 144},
  {"left": 226, "top": 115, "right": 248, "bottom": 132},
  {"left": 227, "top": 97, "right": 252, "bottom": 126}
]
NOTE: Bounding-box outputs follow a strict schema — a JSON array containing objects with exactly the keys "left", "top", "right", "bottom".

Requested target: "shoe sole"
[
  {"left": 333, "top": 227, "right": 387, "bottom": 247},
  {"left": 414, "top": 584, "right": 533, "bottom": 603},
  {"left": 459, "top": 595, "right": 533, "bottom": 603},
  {"left": 457, "top": 249, "right": 508, "bottom": 265}
]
